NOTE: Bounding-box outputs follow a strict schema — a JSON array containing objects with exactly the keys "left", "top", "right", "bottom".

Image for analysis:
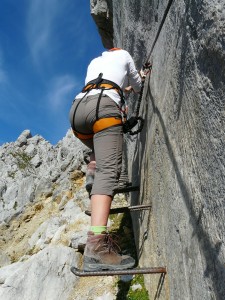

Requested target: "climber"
[{"left": 69, "top": 47, "right": 144, "bottom": 271}]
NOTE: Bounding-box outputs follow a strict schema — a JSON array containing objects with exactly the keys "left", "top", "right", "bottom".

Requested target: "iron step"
[
  {"left": 71, "top": 266, "right": 166, "bottom": 277},
  {"left": 85, "top": 204, "right": 151, "bottom": 216}
]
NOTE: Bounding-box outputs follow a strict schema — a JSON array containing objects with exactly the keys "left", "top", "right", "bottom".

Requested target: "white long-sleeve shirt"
[{"left": 75, "top": 49, "right": 142, "bottom": 107}]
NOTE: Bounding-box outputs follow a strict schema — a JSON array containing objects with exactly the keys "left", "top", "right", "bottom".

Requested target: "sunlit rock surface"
[{"left": 92, "top": 0, "right": 225, "bottom": 299}]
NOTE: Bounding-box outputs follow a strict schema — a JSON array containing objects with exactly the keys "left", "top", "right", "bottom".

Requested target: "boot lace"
[{"left": 101, "top": 232, "right": 121, "bottom": 254}]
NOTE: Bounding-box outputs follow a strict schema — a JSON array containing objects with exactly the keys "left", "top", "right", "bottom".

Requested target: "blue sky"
[{"left": 0, "top": 0, "right": 104, "bottom": 145}]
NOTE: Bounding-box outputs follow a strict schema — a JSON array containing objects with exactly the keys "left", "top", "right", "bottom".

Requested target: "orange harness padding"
[
  {"left": 72, "top": 117, "right": 123, "bottom": 140},
  {"left": 72, "top": 130, "right": 93, "bottom": 140},
  {"left": 83, "top": 83, "right": 121, "bottom": 96}
]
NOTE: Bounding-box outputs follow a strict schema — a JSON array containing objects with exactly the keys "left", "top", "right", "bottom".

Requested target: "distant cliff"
[{"left": 91, "top": 0, "right": 225, "bottom": 299}]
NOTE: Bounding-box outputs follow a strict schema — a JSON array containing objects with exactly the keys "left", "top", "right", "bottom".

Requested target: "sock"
[{"left": 91, "top": 226, "right": 107, "bottom": 235}]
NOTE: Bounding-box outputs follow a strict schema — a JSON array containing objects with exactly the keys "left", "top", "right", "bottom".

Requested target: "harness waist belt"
[
  {"left": 72, "top": 130, "right": 93, "bottom": 140},
  {"left": 93, "top": 117, "right": 122, "bottom": 133},
  {"left": 83, "top": 83, "right": 121, "bottom": 95},
  {"left": 72, "top": 117, "right": 123, "bottom": 140}
]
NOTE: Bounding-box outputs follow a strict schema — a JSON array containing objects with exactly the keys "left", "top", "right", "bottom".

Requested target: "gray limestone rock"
[
  {"left": 16, "top": 130, "right": 32, "bottom": 147},
  {"left": 0, "top": 246, "right": 79, "bottom": 300},
  {"left": 34, "top": 177, "right": 53, "bottom": 200},
  {"left": 0, "top": 251, "right": 11, "bottom": 268},
  {"left": 0, "top": 261, "right": 24, "bottom": 284},
  {"left": 0, "top": 129, "right": 87, "bottom": 224},
  {"left": 28, "top": 217, "right": 63, "bottom": 250},
  {"left": 90, "top": 0, "right": 114, "bottom": 49},
  {"left": 69, "top": 231, "right": 88, "bottom": 249}
]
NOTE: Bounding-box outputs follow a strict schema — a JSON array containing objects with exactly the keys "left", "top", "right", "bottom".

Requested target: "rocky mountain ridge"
[{"left": 0, "top": 130, "right": 124, "bottom": 300}]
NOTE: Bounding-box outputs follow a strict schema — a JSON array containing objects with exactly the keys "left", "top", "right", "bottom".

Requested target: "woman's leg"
[
  {"left": 90, "top": 125, "right": 123, "bottom": 230},
  {"left": 91, "top": 194, "right": 112, "bottom": 226},
  {"left": 83, "top": 127, "right": 135, "bottom": 271}
]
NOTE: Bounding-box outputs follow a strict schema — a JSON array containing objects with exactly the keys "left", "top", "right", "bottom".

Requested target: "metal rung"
[
  {"left": 71, "top": 266, "right": 167, "bottom": 277},
  {"left": 128, "top": 204, "right": 151, "bottom": 211},
  {"left": 85, "top": 204, "right": 151, "bottom": 216}
]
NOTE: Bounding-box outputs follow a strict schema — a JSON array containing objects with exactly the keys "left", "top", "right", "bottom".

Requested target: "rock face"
[
  {"left": 0, "top": 130, "right": 96, "bottom": 299},
  {"left": 91, "top": 0, "right": 114, "bottom": 49},
  {"left": 0, "top": 129, "right": 126, "bottom": 299},
  {"left": 91, "top": 0, "right": 225, "bottom": 299},
  {"left": 0, "top": 246, "right": 79, "bottom": 300},
  {"left": 0, "top": 129, "right": 85, "bottom": 223}
]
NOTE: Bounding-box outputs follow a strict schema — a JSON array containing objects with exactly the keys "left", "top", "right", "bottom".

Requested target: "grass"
[
  {"left": 117, "top": 274, "right": 149, "bottom": 300},
  {"left": 10, "top": 150, "right": 35, "bottom": 175}
]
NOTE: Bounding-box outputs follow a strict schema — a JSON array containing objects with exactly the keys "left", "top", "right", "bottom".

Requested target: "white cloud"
[
  {"left": 47, "top": 75, "right": 78, "bottom": 111},
  {"left": 27, "top": 0, "right": 61, "bottom": 64}
]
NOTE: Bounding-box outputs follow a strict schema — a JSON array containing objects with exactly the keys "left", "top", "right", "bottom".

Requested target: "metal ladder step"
[
  {"left": 71, "top": 266, "right": 166, "bottom": 277},
  {"left": 85, "top": 204, "right": 151, "bottom": 216}
]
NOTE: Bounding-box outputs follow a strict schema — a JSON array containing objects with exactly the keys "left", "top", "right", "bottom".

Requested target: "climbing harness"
[
  {"left": 82, "top": 73, "right": 124, "bottom": 102},
  {"left": 72, "top": 63, "right": 151, "bottom": 139},
  {"left": 72, "top": 115, "right": 123, "bottom": 140},
  {"left": 71, "top": 72, "right": 124, "bottom": 140},
  {"left": 72, "top": 0, "right": 175, "bottom": 140}
]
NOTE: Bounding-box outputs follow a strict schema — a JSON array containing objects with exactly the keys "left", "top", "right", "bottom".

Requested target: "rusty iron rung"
[
  {"left": 71, "top": 266, "right": 167, "bottom": 277},
  {"left": 128, "top": 204, "right": 151, "bottom": 211},
  {"left": 85, "top": 204, "right": 151, "bottom": 216}
]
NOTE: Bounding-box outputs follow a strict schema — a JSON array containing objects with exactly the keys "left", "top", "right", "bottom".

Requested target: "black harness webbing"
[
  {"left": 96, "top": 89, "right": 104, "bottom": 121},
  {"left": 82, "top": 73, "right": 125, "bottom": 106}
]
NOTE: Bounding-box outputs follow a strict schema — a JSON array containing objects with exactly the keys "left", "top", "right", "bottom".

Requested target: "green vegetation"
[
  {"left": 8, "top": 171, "right": 16, "bottom": 179},
  {"left": 13, "top": 201, "right": 18, "bottom": 210},
  {"left": 117, "top": 274, "right": 149, "bottom": 300},
  {"left": 10, "top": 150, "right": 35, "bottom": 175}
]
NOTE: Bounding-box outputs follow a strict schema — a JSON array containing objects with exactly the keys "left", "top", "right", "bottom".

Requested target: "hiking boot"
[
  {"left": 85, "top": 162, "right": 96, "bottom": 193},
  {"left": 83, "top": 231, "right": 135, "bottom": 271}
]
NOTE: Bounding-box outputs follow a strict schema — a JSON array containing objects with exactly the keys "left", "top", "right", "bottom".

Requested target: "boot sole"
[{"left": 83, "top": 261, "right": 135, "bottom": 271}]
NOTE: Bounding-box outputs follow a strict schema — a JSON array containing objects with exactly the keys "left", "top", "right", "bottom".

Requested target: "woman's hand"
[{"left": 124, "top": 86, "right": 134, "bottom": 94}]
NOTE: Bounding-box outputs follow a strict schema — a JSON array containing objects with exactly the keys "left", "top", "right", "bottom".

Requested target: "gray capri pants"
[{"left": 69, "top": 94, "right": 123, "bottom": 197}]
